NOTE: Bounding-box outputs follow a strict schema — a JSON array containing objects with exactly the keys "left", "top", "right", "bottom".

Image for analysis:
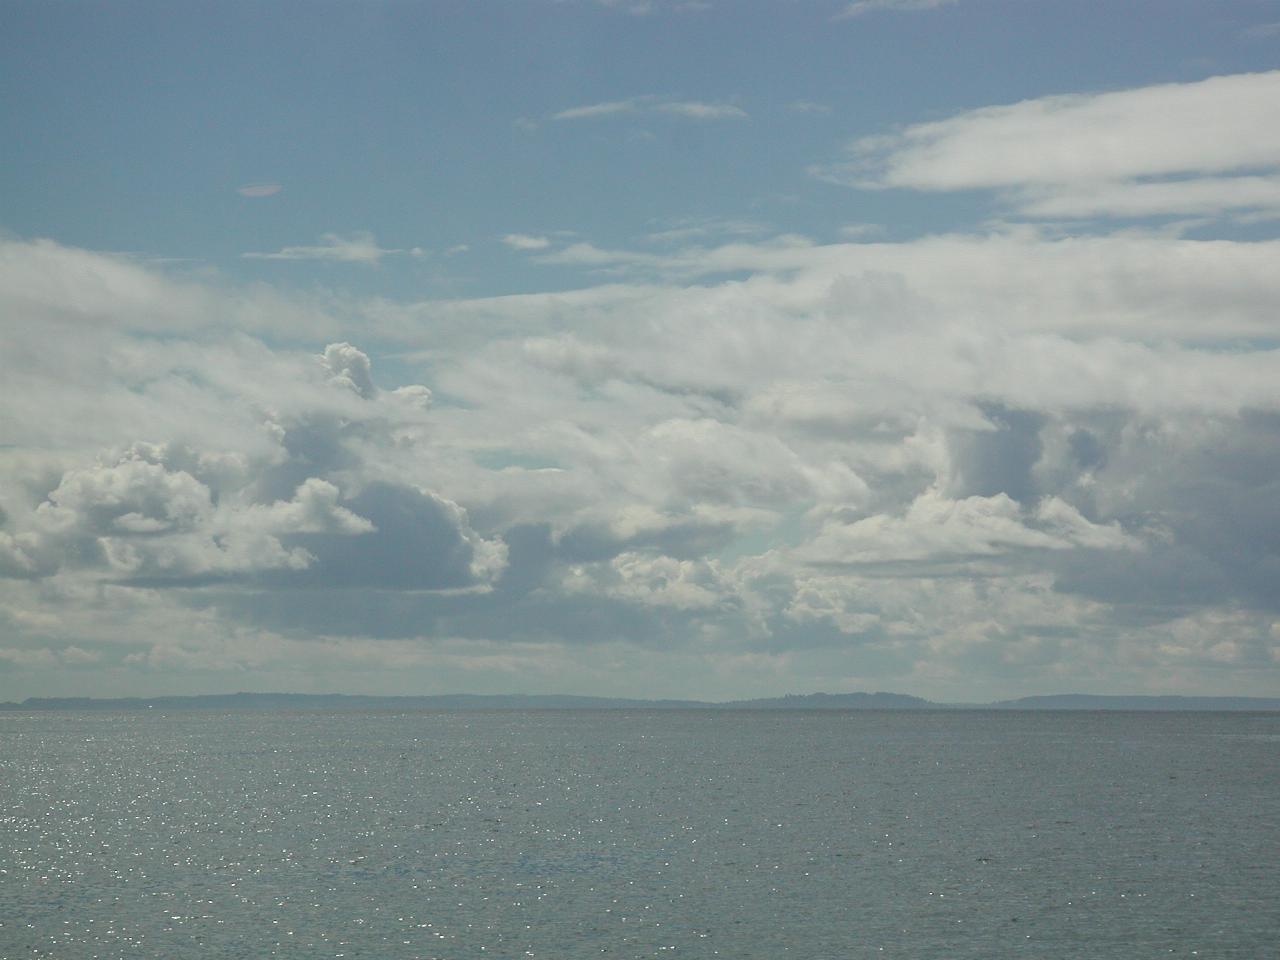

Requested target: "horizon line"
[{"left": 5, "top": 689, "right": 1280, "bottom": 711}]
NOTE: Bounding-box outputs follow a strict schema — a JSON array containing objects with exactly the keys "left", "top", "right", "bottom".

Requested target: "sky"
[{"left": 2, "top": 0, "right": 1280, "bottom": 702}]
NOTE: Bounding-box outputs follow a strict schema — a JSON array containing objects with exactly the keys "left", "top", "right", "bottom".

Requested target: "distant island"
[{"left": 2, "top": 691, "right": 1279, "bottom": 712}]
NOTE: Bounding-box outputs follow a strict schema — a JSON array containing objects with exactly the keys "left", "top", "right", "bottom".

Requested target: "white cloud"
[
  {"left": 563, "top": 552, "right": 729, "bottom": 611},
  {"left": 321, "top": 341, "right": 377, "bottom": 398},
  {"left": 501, "top": 233, "right": 552, "bottom": 250},
  {"left": 532, "top": 233, "right": 815, "bottom": 277},
  {"left": 35, "top": 457, "right": 215, "bottom": 539},
  {"left": 236, "top": 182, "right": 282, "bottom": 198},
  {"left": 1016, "top": 174, "right": 1280, "bottom": 220},
  {"left": 836, "top": 0, "right": 957, "bottom": 19},
  {"left": 822, "top": 71, "right": 1280, "bottom": 220},
  {"left": 798, "top": 489, "right": 1135, "bottom": 566},
  {"left": 639, "top": 417, "right": 865, "bottom": 509},
  {"left": 553, "top": 99, "right": 638, "bottom": 121},
  {"left": 0, "top": 237, "right": 212, "bottom": 333},
  {"left": 24, "top": 454, "right": 375, "bottom": 580},
  {"left": 552, "top": 95, "right": 748, "bottom": 122},
  {"left": 503, "top": 230, "right": 1280, "bottom": 347},
  {"left": 655, "top": 101, "right": 748, "bottom": 120},
  {"left": 243, "top": 231, "right": 403, "bottom": 264},
  {"left": 248, "top": 478, "right": 375, "bottom": 536}
]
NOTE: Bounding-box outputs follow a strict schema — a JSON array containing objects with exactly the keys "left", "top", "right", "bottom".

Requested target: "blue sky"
[
  {"left": 3, "top": 1, "right": 1280, "bottom": 701},
  {"left": 7, "top": 0, "right": 1277, "bottom": 297}
]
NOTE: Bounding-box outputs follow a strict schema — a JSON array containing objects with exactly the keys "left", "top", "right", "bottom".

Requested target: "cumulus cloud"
[
  {"left": 0, "top": 328, "right": 485, "bottom": 597},
  {"left": 251, "top": 478, "right": 375, "bottom": 536},
  {"left": 562, "top": 552, "right": 729, "bottom": 611},
  {"left": 321, "top": 342, "right": 377, "bottom": 398},
  {"left": 0, "top": 531, "right": 45, "bottom": 578},
  {"left": 18, "top": 453, "right": 375, "bottom": 581},
  {"left": 267, "top": 482, "right": 507, "bottom": 590},
  {"left": 12, "top": 456, "right": 501, "bottom": 591},
  {"left": 36, "top": 456, "right": 215, "bottom": 539}
]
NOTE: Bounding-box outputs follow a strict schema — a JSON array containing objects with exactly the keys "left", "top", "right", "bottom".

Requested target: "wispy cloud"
[
  {"left": 584, "top": 0, "right": 710, "bottom": 14},
  {"left": 655, "top": 101, "right": 748, "bottom": 120},
  {"left": 552, "top": 95, "right": 747, "bottom": 122},
  {"left": 644, "top": 217, "right": 769, "bottom": 244},
  {"left": 1240, "top": 21, "right": 1280, "bottom": 42},
  {"left": 532, "top": 233, "right": 816, "bottom": 278},
  {"left": 836, "top": 0, "right": 957, "bottom": 19},
  {"left": 594, "top": 0, "right": 656, "bottom": 14},
  {"left": 501, "top": 234, "right": 552, "bottom": 251},
  {"left": 236, "top": 182, "right": 282, "bottom": 198},
  {"left": 815, "top": 70, "right": 1280, "bottom": 221},
  {"left": 243, "top": 232, "right": 406, "bottom": 265},
  {"left": 553, "top": 100, "right": 638, "bottom": 121},
  {"left": 787, "top": 100, "right": 831, "bottom": 114},
  {"left": 1018, "top": 175, "right": 1280, "bottom": 220},
  {"left": 838, "top": 222, "right": 884, "bottom": 239}
]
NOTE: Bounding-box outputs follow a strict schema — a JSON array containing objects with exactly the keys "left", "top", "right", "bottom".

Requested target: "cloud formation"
[
  {"left": 4, "top": 71, "right": 1280, "bottom": 701},
  {"left": 819, "top": 71, "right": 1280, "bottom": 220}
]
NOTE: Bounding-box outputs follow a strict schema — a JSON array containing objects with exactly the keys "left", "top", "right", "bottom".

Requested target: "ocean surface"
[{"left": 2, "top": 710, "right": 1277, "bottom": 959}]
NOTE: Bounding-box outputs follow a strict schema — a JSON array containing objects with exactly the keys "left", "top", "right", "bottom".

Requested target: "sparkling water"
[{"left": 2, "top": 709, "right": 1277, "bottom": 958}]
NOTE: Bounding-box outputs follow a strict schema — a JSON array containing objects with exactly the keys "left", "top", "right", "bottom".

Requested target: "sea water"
[{"left": 1, "top": 709, "right": 1277, "bottom": 959}]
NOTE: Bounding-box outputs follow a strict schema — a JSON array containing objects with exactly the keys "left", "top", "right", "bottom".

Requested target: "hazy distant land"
[{"left": 3, "top": 691, "right": 1278, "bottom": 712}]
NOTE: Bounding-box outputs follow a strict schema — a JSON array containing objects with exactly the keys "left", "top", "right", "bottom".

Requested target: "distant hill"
[
  {"left": 2, "top": 690, "right": 1278, "bottom": 712},
  {"left": 720, "top": 691, "right": 937, "bottom": 710}
]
